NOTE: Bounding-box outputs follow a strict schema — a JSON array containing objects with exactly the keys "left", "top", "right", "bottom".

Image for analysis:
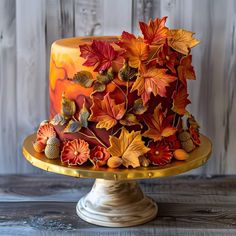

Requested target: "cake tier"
[{"left": 49, "top": 36, "right": 138, "bottom": 146}]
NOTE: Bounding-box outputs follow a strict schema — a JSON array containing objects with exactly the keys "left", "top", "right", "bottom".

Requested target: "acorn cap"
[{"left": 46, "top": 137, "right": 60, "bottom": 146}]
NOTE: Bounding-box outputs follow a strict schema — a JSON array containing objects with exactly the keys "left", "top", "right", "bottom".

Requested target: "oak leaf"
[
  {"left": 177, "top": 55, "right": 196, "bottom": 86},
  {"left": 131, "top": 66, "right": 176, "bottom": 105},
  {"left": 168, "top": 29, "right": 200, "bottom": 55},
  {"left": 143, "top": 104, "right": 176, "bottom": 141},
  {"left": 118, "top": 31, "right": 149, "bottom": 68},
  {"left": 172, "top": 84, "right": 191, "bottom": 115},
  {"left": 89, "top": 93, "right": 125, "bottom": 130},
  {"left": 79, "top": 40, "right": 120, "bottom": 72},
  {"left": 139, "top": 16, "right": 169, "bottom": 45},
  {"left": 107, "top": 128, "right": 150, "bottom": 168}
]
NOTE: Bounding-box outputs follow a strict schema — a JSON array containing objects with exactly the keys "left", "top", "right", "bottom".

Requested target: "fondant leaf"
[
  {"left": 61, "top": 94, "right": 76, "bottom": 119},
  {"left": 132, "top": 98, "right": 148, "bottom": 115},
  {"left": 139, "top": 16, "right": 169, "bottom": 45},
  {"left": 172, "top": 84, "right": 191, "bottom": 115},
  {"left": 79, "top": 101, "right": 90, "bottom": 128},
  {"left": 96, "top": 68, "right": 114, "bottom": 84},
  {"left": 89, "top": 93, "right": 126, "bottom": 130},
  {"left": 93, "top": 81, "right": 106, "bottom": 93},
  {"left": 79, "top": 40, "right": 119, "bottom": 72},
  {"left": 72, "top": 71, "right": 94, "bottom": 88},
  {"left": 64, "top": 120, "right": 82, "bottom": 133},
  {"left": 118, "top": 32, "right": 149, "bottom": 68},
  {"left": 143, "top": 104, "right": 176, "bottom": 141},
  {"left": 177, "top": 55, "right": 196, "bottom": 86},
  {"left": 107, "top": 128, "right": 150, "bottom": 168},
  {"left": 168, "top": 29, "right": 200, "bottom": 55},
  {"left": 119, "top": 113, "right": 141, "bottom": 127},
  {"left": 131, "top": 66, "right": 176, "bottom": 105},
  {"left": 50, "top": 114, "right": 67, "bottom": 126},
  {"left": 118, "top": 62, "right": 137, "bottom": 81}
]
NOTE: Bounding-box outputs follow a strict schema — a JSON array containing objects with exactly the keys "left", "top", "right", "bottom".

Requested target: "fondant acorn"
[
  {"left": 107, "top": 156, "right": 123, "bottom": 168},
  {"left": 174, "top": 149, "right": 189, "bottom": 160},
  {"left": 33, "top": 141, "right": 45, "bottom": 153},
  {"left": 45, "top": 137, "right": 60, "bottom": 159},
  {"left": 139, "top": 155, "right": 150, "bottom": 167},
  {"left": 178, "top": 130, "right": 196, "bottom": 153}
]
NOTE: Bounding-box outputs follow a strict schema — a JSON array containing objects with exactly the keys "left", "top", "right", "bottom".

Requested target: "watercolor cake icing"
[{"left": 34, "top": 17, "right": 201, "bottom": 169}]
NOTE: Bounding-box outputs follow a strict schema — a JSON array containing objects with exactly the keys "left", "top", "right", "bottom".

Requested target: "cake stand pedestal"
[{"left": 22, "top": 134, "right": 212, "bottom": 227}]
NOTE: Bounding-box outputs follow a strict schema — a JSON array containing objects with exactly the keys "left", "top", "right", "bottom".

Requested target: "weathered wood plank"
[
  {"left": 0, "top": 0, "right": 17, "bottom": 174},
  {"left": 1, "top": 175, "right": 236, "bottom": 204},
  {"left": 74, "top": 0, "right": 104, "bottom": 36},
  {"left": 16, "top": 0, "right": 47, "bottom": 173},
  {"left": 1, "top": 176, "right": 236, "bottom": 235}
]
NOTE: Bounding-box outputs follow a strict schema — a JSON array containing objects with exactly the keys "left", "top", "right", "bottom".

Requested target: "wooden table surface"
[{"left": 0, "top": 175, "right": 236, "bottom": 236}]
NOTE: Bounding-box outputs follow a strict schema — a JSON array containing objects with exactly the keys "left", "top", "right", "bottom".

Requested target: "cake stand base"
[{"left": 76, "top": 179, "right": 158, "bottom": 227}]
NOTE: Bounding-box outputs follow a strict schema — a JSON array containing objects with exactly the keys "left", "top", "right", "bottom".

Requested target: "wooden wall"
[{"left": 0, "top": 0, "right": 235, "bottom": 175}]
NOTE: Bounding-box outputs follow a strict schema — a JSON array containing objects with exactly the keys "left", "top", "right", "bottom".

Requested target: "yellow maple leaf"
[
  {"left": 168, "top": 29, "right": 200, "bottom": 55},
  {"left": 107, "top": 128, "right": 150, "bottom": 168}
]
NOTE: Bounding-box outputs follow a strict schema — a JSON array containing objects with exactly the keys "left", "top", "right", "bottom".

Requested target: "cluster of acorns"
[{"left": 33, "top": 121, "right": 60, "bottom": 160}]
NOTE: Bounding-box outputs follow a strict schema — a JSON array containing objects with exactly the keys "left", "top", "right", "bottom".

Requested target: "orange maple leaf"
[
  {"left": 89, "top": 93, "right": 125, "bottom": 130},
  {"left": 139, "top": 16, "right": 169, "bottom": 45},
  {"left": 118, "top": 31, "right": 149, "bottom": 68},
  {"left": 172, "top": 84, "right": 191, "bottom": 115},
  {"left": 177, "top": 55, "right": 196, "bottom": 86},
  {"left": 168, "top": 29, "right": 200, "bottom": 55},
  {"left": 143, "top": 104, "right": 176, "bottom": 141},
  {"left": 107, "top": 127, "right": 150, "bottom": 168},
  {"left": 131, "top": 66, "right": 176, "bottom": 105}
]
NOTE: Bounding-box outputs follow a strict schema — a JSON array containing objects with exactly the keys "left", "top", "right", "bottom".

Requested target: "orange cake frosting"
[{"left": 34, "top": 17, "right": 201, "bottom": 168}]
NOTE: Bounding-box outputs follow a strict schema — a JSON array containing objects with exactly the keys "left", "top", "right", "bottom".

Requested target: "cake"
[{"left": 33, "top": 16, "right": 201, "bottom": 168}]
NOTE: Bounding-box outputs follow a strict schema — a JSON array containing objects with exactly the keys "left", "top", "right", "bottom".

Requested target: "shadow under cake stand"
[{"left": 22, "top": 134, "right": 212, "bottom": 227}]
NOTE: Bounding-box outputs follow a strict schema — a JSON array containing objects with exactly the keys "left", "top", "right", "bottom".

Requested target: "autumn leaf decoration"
[
  {"left": 143, "top": 104, "right": 177, "bottom": 141},
  {"left": 172, "top": 84, "right": 191, "bottom": 115},
  {"left": 168, "top": 29, "right": 200, "bottom": 55},
  {"left": 89, "top": 93, "right": 126, "bottom": 130},
  {"left": 131, "top": 65, "right": 176, "bottom": 105},
  {"left": 139, "top": 16, "right": 169, "bottom": 46},
  {"left": 107, "top": 128, "right": 150, "bottom": 168},
  {"left": 79, "top": 40, "right": 123, "bottom": 72}
]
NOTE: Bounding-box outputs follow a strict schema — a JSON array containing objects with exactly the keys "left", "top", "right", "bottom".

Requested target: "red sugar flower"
[
  {"left": 90, "top": 146, "right": 110, "bottom": 167},
  {"left": 36, "top": 123, "right": 56, "bottom": 145},
  {"left": 61, "top": 139, "right": 90, "bottom": 165},
  {"left": 147, "top": 141, "right": 173, "bottom": 166}
]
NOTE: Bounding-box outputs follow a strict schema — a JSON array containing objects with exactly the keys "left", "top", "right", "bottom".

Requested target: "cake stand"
[{"left": 22, "top": 133, "right": 212, "bottom": 227}]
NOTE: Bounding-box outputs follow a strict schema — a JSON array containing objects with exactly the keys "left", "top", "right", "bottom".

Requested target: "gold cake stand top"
[{"left": 22, "top": 134, "right": 212, "bottom": 180}]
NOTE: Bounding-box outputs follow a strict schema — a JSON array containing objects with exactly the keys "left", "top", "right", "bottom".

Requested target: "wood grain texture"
[
  {"left": 0, "top": 0, "right": 17, "bottom": 173},
  {"left": 1, "top": 175, "right": 236, "bottom": 235},
  {"left": 0, "top": 0, "right": 235, "bottom": 174}
]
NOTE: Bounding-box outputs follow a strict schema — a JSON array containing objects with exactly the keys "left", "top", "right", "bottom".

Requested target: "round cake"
[{"left": 34, "top": 16, "right": 201, "bottom": 168}]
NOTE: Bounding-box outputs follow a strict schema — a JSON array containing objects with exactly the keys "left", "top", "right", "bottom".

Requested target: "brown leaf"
[{"left": 72, "top": 71, "right": 94, "bottom": 88}]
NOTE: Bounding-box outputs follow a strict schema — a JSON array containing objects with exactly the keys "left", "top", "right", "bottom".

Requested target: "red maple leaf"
[
  {"left": 79, "top": 40, "right": 120, "bottom": 72},
  {"left": 172, "top": 84, "right": 191, "bottom": 115},
  {"left": 143, "top": 104, "right": 177, "bottom": 141},
  {"left": 157, "top": 44, "right": 179, "bottom": 73},
  {"left": 89, "top": 93, "right": 126, "bottom": 130},
  {"left": 139, "top": 16, "right": 169, "bottom": 45},
  {"left": 131, "top": 65, "right": 176, "bottom": 105},
  {"left": 177, "top": 55, "right": 196, "bottom": 86}
]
